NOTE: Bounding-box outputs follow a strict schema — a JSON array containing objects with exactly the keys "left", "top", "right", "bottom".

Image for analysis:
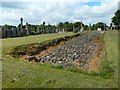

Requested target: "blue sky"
[
  {"left": 0, "top": 0, "right": 119, "bottom": 26},
  {"left": 81, "top": 2, "right": 101, "bottom": 6}
]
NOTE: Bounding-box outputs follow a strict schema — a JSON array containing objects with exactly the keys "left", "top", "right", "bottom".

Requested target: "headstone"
[
  {"left": 25, "top": 23, "right": 29, "bottom": 35},
  {"left": 0, "top": 27, "right": 7, "bottom": 38},
  {"left": 16, "top": 27, "right": 21, "bottom": 36},
  {"left": 89, "top": 23, "right": 91, "bottom": 31},
  {"left": 23, "top": 29, "right": 27, "bottom": 36},
  {"left": 62, "top": 29, "right": 65, "bottom": 32},
  {"left": 12, "top": 27, "right": 17, "bottom": 37},
  {"left": 80, "top": 20, "right": 84, "bottom": 32},
  {"left": 37, "top": 26, "right": 41, "bottom": 34},
  {"left": 28, "top": 24, "right": 31, "bottom": 35},
  {"left": 80, "top": 27, "right": 84, "bottom": 32},
  {"left": 0, "top": 28, "right": 2, "bottom": 38},
  {"left": 111, "top": 23, "right": 115, "bottom": 30},
  {"left": 6, "top": 29, "right": 12, "bottom": 38},
  {"left": 56, "top": 29, "right": 58, "bottom": 33},
  {"left": 97, "top": 28, "right": 102, "bottom": 31}
]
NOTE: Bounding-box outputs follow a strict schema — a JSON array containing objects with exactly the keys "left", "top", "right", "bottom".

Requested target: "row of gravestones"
[
  {"left": 0, "top": 26, "right": 60, "bottom": 39},
  {"left": 0, "top": 27, "right": 32, "bottom": 38}
]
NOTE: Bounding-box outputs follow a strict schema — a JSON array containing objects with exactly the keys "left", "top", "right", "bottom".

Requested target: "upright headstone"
[
  {"left": 89, "top": 23, "right": 91, "bottom": 31},
  {"left": 0, "top": 27, "right": 7, "bottom": 38},
  {"left": 62, "top": 28, "right": 65, "bottom": 32},
  {"left": 12, "top": 27, "right": 17, "bottom": 37},
  {"left": 23, "top": 29, "right": 27, "bottom": 36},
  {"left": 25, "top": 22, "right": 29, "bottom": 35},
  {"left": 104, "top": 24, "right": 106, "bottom": 31},
  {"left": 28, "top": 24, "right": 31, "bottom": 35},
  {"left": 37, "top": 26, "right": 41, "bottom": 34},
  {"left": 6, "top": 29, "right": 12, "bottom": 38},
  {"left": 0, "top": 28, "right": 2, "bottom": 38},
  {"left": 97, "top": 28, "right": 102, "bottom": 31},
  {"left": 55, "top": 29, "right": 58, "bottom": 33},
  {"left": 80, "top": 20, "right": 84, "bottom": 32},
  {"left": 16, "top": 27, "right": 21, "bottom": 36},
  {"left": 111, "top": 23, "right": 115, "bottom": 30}
]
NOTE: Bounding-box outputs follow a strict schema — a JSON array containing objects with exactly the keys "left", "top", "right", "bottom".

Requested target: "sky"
[{"left": 0, "top": 0, "right": 119, "bottom": 26}]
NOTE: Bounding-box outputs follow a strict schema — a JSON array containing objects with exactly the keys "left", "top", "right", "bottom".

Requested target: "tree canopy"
[{"left": 112, "top": 10, "right": 120, "bottom": 25}]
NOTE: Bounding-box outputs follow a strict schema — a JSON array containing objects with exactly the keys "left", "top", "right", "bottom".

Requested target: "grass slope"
[
  {"left": 1, "top": 32, "right": 75, "bottom": 49},
  {"left": 1, "top": 31, "right": 119, "bottom": 88}
]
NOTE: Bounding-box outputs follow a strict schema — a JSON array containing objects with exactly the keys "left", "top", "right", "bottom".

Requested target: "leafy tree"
[
  {"left": 83, "top": 25, "right": 89, "bottom": 30},
  {"left": 57, "top": 22, "right": 64, "bottom": 32},
  {"left": 3, "top": 24, "right": 11, "bottom": 29},
  {"left": 112, "top": 10, "right": 120, "bottom": 25},
  {"left": 63, "top": 22, "right": 70, "bottom": 32},
  {"left": 94, "top": 22, "right": 106, "bottom": 30},
  {"left": 112, "top": 10, "right": 120, "bottom": 30}
]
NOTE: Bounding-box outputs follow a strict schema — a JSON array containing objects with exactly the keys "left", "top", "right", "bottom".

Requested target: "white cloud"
[{"left": 0, "top": 0, "right": 119, "bottom": 26}]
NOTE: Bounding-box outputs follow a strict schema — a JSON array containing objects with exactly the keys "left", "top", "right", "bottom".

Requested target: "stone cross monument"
[{"left": 20, "top": 17, "right": 23, "bottom": 34}]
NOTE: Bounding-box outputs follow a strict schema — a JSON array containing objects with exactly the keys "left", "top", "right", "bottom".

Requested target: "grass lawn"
[
  {"left": 1, "top": 31, "right": 119, "bottom": 88},
  {"left": 1, "top": 32, "right": 75, "bottom": 49}
]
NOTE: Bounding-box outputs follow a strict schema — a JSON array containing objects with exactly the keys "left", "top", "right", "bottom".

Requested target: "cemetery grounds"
[{"left": 0, "top": 31, "right": 119, "bottom": 88}]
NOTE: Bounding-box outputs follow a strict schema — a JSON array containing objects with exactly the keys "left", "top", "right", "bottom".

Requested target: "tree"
[
  {"left": 63, "top": 22, "right": 70, "bottom": 32},
  {"left": 83, "top": 25, "right": 89, "bottom": 30},
  {"left": 57, "top": 22, "right": 64, "bottom": 32},
  {"left": 3, "top": 24, "right": 11, "bottom": 29},
  {"left": 94, "top": 22, "right": 106, "bottom": 30},
  {"left": 112, "top": 10, "right": 120, "bottom": 25},
  {"left": 112, "top": 10, "right": 120, "bottom": 30}
]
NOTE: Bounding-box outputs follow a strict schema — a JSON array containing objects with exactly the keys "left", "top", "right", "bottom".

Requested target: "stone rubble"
[{"left": 27, "top": 31, "right": 103, "bottom": 71}]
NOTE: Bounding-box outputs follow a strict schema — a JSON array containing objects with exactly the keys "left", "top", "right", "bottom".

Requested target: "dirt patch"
[{"left": 10, "top": 31, "right": 105, "bottom": 73}]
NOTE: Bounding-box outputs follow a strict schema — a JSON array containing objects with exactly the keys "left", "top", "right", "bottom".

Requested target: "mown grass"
[
  {"left": 1, "top": 31, "right": 119, "bottom": 88},
  {"left": 1, "top": 32, "right": 75, "bottom": 49}
]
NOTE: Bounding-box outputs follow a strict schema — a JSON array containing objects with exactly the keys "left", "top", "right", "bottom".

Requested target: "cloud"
[
  {"left": 0, "top": 0, "right": 119, "bottom": 26},
  {"left": 2, "top": 2, "right": 27, "bottom": 9}
]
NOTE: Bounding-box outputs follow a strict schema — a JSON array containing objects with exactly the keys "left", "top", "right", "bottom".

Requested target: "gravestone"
[
  {"left": 12, "top": 27, "right": 17, "bottom": 37},
  {"left": 0, "top": 28, "right": 2, "bottom": 38},
  {"left": 37, "top": 26, "right": 41, "bottom": 34},
  {"left": 28, "top": 24, "right": 31, "bottom": 35},
  {"left": 97, "top": 28, "right": 102, "bottom": 31},
  {"left": 112, "top": 23, "right": 115, "bottom": 30},
  {"left": 23, "top": 29, "right": 27, "bottom": 36},
  {"left": 89, "top": 23, "right": 91, "bottom": 31},
  {"left": 80, "top": 27, "right": 84, "bottom": 32},
  {"left": 16, "top": 27, "right": 21, "bottom": 37},
  {"left": 62, "top": 29, "right": 65, "bottom": 32},
  {"left": 80, "top": 20, "right": 84, "bottom": 32},
  {"left": 0, "top": 27, "right": 7, "bottom": 38},
  {"left": 25, "top": 23, "right": 29, "bottom": 35},
  {"left": 6, "top": 29, "right": 12, "bottom": 38},
  {"left": 55, "top": 29, "right": 58, "bottom": 33}
]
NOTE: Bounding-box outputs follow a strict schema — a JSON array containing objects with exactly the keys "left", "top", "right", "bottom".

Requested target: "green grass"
[
  {"left": 1, "top": 32, "right": 75, "bottom": 49},
  {"left": 1, "top": 31, "right": 119, "bottom": 88}
]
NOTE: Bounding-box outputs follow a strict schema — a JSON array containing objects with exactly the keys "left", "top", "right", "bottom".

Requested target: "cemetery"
[
  {"left": 1, "top": 1, "right": 120, "bottom": 89},
  {"left": 10, "top": 31, "right": 104, "bottom": 73},
  {"left": 0, "top": 17, "right": 111, "bottom": 39}
]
